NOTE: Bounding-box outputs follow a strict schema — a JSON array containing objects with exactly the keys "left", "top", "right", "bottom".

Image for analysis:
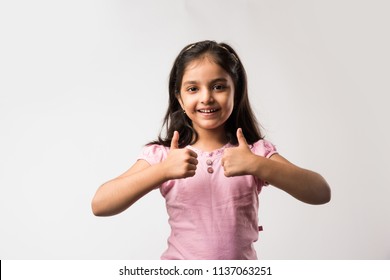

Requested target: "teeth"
[{"left": 199, "top": 109, "right": 217, "bottom": 113}]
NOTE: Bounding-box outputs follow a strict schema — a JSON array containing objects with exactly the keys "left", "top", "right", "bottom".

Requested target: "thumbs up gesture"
[
  {"left": 162, "top": 131, "right": 198, "bottom": 180},
  {"left": 221, "top": 128, "right": 254, "bottom": 177}
]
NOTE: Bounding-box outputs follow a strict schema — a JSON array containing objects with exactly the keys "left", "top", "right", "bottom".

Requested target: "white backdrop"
[{"left": 1, "top": 0, "right": 389, "bottom": 259}]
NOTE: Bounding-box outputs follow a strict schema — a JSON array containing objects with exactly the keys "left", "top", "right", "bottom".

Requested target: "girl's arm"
[
  {"left": 92, "top": 160, "right": 166, "bottom": 216},
  {"left": 92, "top": 131, "right": 198, "bottom": 216},
  {"left": 222, "top": 128, "right": 331, "bottom": 205},
  {"left": 251, "top": 153, "right": 330, "bottom": 205}
]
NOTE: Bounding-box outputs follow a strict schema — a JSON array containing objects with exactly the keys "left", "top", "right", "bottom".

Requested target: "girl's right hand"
[{"left": 162, "top": 131, "right": 198, "bottom": 180}]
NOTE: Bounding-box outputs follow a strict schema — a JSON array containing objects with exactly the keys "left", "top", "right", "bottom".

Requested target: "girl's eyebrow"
[
  {"left": 210, "top": 78, "right": 228, "bottom": 84},
  {"left": 182, "top": 78, "right": 228, "bottom": 86},
  {"left": 182, "top": 80, "right": 198, "bottom": 86}
]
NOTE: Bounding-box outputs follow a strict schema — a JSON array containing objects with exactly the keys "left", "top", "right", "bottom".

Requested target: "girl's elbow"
[
  {"left": 316, "top": 189, "right": 331, "bottom": 205},
  {"left": 323, "top": 184, "right": 331, "bottom": 204},
  {"left": 91, "top": 200, "right": 103, "bottom": 216},
  {"left": 91, "top": 195, "right": 108, "bottom": 217},
  {"left": 312, "top": 180, "right": 331, "bottom": 205}
]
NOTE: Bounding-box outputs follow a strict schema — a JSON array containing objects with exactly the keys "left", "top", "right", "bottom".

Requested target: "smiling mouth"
[{"left": 197, "top": 109, "right": 219, "bottom": 113}]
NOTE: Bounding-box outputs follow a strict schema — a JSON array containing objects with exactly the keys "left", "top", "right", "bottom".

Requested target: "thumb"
[
  {"left": 237, "top": 128, "right": 248, "bottom": 147},
  {"left": 170, "top": 131, "right": 180, "bottom": 149}
]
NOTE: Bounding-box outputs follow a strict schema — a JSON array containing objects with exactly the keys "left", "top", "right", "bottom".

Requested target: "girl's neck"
[{"left": 191, "top": 129, "right": 229, "bottom": 152}]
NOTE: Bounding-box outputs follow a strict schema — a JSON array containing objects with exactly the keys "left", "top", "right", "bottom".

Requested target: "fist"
[
  {"left": 221, "top": 128, "right": 254, "bottom": 177},
  {"left": 163, "top": 131, "right": 198, "bottom": 179}
]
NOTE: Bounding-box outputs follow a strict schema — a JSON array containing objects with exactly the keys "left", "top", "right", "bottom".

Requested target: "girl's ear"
[{"left": 176, "top": 92, "right": 184, "bottom": 110}]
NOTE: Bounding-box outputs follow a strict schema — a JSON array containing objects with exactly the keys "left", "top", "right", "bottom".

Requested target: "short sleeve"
[
  {"left": 250, "top": 139, "right": 278, "bottom": 189},
  {"left": 137, "top": 144, "right": 168, "bottom": 165},
  {"left": 251, "top": 139, "right": 278, "bottom": 158}
]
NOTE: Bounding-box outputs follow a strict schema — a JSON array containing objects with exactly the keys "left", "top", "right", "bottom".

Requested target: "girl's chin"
[{"left": 193, "top": 123, "right": 225, "bottom": 132}]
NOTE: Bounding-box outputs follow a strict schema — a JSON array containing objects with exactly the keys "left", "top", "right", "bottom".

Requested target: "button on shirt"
[{"left": 138, "top": 139, "right": 277, "bottom": 259}]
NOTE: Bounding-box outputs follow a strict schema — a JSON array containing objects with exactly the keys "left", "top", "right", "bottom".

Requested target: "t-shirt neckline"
[{"left": 186, "top": 142, "right": 233, "bottom": 157}]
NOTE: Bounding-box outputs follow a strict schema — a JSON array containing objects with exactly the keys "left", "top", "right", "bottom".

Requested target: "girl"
[{"left": 91, "top": 40, "right": 331, "bottom": 260}]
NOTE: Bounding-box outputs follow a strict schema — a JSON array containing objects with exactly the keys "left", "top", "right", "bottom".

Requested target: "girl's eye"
[
  {"left": 213, "top": 84, "right": 226, "bottom": 91},
  {"left": 187, "top": 87, "right": 198, "bottom": 93}
]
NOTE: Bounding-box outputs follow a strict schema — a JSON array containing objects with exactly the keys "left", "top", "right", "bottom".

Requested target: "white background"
[{"left": 1, "top": 0, "right": 389, "bottom": 259}]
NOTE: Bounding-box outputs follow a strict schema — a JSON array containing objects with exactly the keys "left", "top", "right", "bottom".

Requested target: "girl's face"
[{"left": 178, "top": 56, "right": 235, "bottom": 138}]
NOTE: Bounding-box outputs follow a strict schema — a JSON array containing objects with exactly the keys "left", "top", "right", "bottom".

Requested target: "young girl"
[{"left": 91, "top": 40, "right": 331, "bottom": 260}]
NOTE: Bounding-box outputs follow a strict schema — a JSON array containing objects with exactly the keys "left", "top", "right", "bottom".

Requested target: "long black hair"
[{"left": 150, "top": 40, "right": 263, "bottom": 148}]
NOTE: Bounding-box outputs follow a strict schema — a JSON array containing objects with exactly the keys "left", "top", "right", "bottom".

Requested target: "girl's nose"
[{"left": 200, "top": 89, "right": 214, "bottom": 104}]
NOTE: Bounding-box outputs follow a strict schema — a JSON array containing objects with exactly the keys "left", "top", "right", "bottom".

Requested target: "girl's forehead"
[
  {"left": 183, "top": 57, "right": 230, "bottom": 80},
  {"left": 185, "top": 55, "right": 215, "bottom": 68}
]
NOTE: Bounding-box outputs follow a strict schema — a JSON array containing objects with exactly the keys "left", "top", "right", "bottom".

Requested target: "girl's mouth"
[{"left": 197, "top": 109, "right": 219, "bottom": 113}]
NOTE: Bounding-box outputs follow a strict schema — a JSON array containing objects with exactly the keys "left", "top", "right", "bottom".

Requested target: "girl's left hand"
[{"left": 221, "top": 128, "right": 257, "bottom": 177}]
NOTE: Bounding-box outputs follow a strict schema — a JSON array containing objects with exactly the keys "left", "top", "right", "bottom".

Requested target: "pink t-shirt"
[{"left": 138, "top": 139, "right": 277, "bottom": 260}]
